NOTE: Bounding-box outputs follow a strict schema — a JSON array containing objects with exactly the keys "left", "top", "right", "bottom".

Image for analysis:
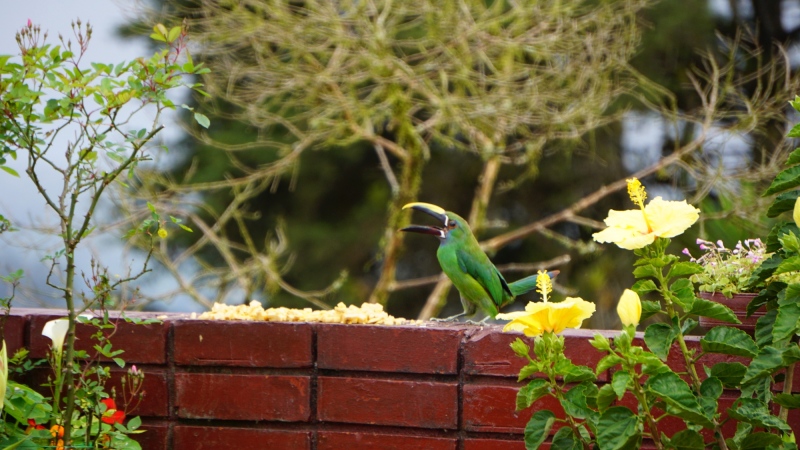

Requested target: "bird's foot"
[
  {"left": 431, "top": 313, "right": 466, "bottom": 322},
  {"left": 465, "top": 317, "right": 490, "bottom": 326}
]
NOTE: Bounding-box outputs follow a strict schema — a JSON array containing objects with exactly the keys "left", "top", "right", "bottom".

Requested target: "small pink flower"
[{"left": 27, "top": 19, "right": 31, "bottom": 28}]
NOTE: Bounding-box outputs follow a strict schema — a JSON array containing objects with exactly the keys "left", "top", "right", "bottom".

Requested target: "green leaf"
[
  {"left": 700, "top": 326, "right": 758, "bottom": 357},
  {"left": 727, "top": 398, "right": 792, "bottom": 432},
  {"left": 631, "top": 279, "right": 657, "bottom": 294},
  {"left": 764, "top": 165, "right": 800, "bottom": 195},
  {"left": 127, "top": 415, "right": 142, "bottom": 431},
  {"left": 517, "top": 365, "right": 539, "bottom": 383},
  {"left": 769, "top": 191, "right": 800, "bottom": 217},
  {"left": 767, "top": 223, "right": 800, "bottom": 253},
  {"left": 167, "top": 26, "right": 182, "bottom": 43},
  {"left": 633, "top": 264, "right": 660, "bottom": 279},
  {"left": 563, "top": 365, "right": 596, "bottom": 383},
  {"left": 645, "top": 372, "right": 712, "bottom": 428},
  {"left": 560, "top": 383, "right": 596, "bottom": 420},
  {"left": 787, "top": 146, "right": 800, "bottom": 164},
  {"left": 740, "top": 432, "right": 782, "bottom": 449},
  {"left": 644, "top": 323, "right": 676, "bottom": 360},
  {"left": 709, "top": 362, "right": 747, "bottom": 388},
  {"left": 700, "top": 376, "right": 722, "bottom": 401},
  {"left": 668, "top": 429, "right": 704, "bottom": 450},
  {"left": 773, "top": 302, "right": 800, "bottom": 345},
  {"left": 667, "top": 261, "right": 702, "bottom": 278},
  {"left": 194, "top": 112, "right": 210, "bottom": 128},
  {"left": 524, "top": 410, "right": 556, "bottom": 450},
  {"left": 611, "top": 371, "right": 630, "bottom": 399},
  {"left": 113, "top": 357, "right": 125, "bottom": 368},
  {"left": 774, "top": 393, "right": 800, "bottom": 409},
  {"left": 640, "top": 300, "right": 662, "bottom": 321},
  {"left": 596, "top": 354, "right": 623, "bottom": 375},
  {"left": 755, "top": 308, "right": 778, "bottom": 347},
  {"left": 597, "top": 384, "right": 617, "bottom": 412},
  {"left": 775, "top": 255, "right": 800, "bottom": 275},
  {"left": 788, "top": 124, "right": 800, "bottom": 138},
  {"left": 690, "top": 298, "right": 740, "bottom": 324},
  {"left": 516, "top": 378, "right": 549, "bottom": 411},
  {"left": 596, "top": 407, "right": 640, "bottom": 450},
  {"left": 550, "top": 427, "right": 583, "bottom": 450},
  {"left": 670, "top": 278, "right": 696, "bottom": 310},
  {"left": 0, "top": 166, "right": 20, "bottom": 177},
  {"left": 150, "top": 32, "right": 167, "bottom": 42},
  {"left": 742, "top": 346, "right": 788, "bottom": 383}
]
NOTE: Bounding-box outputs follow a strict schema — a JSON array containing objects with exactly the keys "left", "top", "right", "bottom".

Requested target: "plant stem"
[{"left": 655, "top": 256, "right": 729, "bottom": 450}]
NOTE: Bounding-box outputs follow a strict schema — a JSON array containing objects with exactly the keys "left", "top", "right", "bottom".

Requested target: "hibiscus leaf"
[
  {"left": 764, "top": 165, "right": 800, "bottom": 195},
  {"left": 644, "top": 323, "right": 676, "bottom": 360},
  {"left": 772, "top": 302, "right": 800, "bottom": 345},
  {"left": 709, "top": 362, "right": 747, "bottom": 388},
  {"left": 689, "top": 298, "right": 740, "bottom": 324},
  {"left": 596, "top": 407, "right": 641, "bottom": 450},
  {"left": 645, "top": 372, "right": 713, "bottom": 429},
  {"left": 516, "top": 378, "right": 549, "bottom": 410},
  {"left": 667, "top": 261, "right": 702, "bottom": 279},
  {"left": 700, "top": 327, "right": 757, "bottom": 357},
  {"left": 524, "top": 410, "right": 556, "bottom": 450},
  {"left": 766, "top": 190, "right": 800, "bottom": 217},
  {"left": 640, "top": 300, "right": 662, "bottom": 321}
]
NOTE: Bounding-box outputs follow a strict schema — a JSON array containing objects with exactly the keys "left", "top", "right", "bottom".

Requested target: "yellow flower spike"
[
  {"left": 535, "top": 270, "right": 552, "bottom": 303},
  {"left": 497, "top": 297, "right": 595, "bottom": 337},
  {"left": 617, "top": 289, "right": 642, "bottom": 327},
  {"left": 793, "top": 197, "right": 800, "bottom": 228},
  {"left": 627, "top": 177, "right": 652, "bottom": 233},
  {"left": 627, "top": 178, "right": 647, "bottom": 209}
]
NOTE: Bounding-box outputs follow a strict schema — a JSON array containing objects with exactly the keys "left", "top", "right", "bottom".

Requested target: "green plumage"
[{"left": 401, "top": 203, "right": 546, "bottom": 320}]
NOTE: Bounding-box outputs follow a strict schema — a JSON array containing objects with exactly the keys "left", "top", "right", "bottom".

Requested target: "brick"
[
  {"left": 134, "top": 420, "right": 170, "bottom": 450},
  {"left": 175, "top": 373, "right": 310, "bottom": 421},
  {"left": 27, "top": 312, "right": 167, "bottom": 364},
  {"left": 2, "top": 313, "right": 26, "bottom": 355},
  {"left": 464, "top": 327, "right": 610, "bottom": 381},
  {"left": 464, "top": 438, "right": 527, "bottom": 450},
  {"left": 173, "top": 425, "right": 311, "bottom": 450},
  {"left": 318, "top": 376, "right": 458, "bottom": 429},
  {"left": 173, "top": 320, "right": 313, "bottom": 368},
  {"left": 317, "top": 323, "right": 464, "bottom": 374},
  {"left": 318, "top": 431, "right": 456, "bottom": 450},
  {"left": 462, "top": 383, "right": 564, "bottom": 433}
]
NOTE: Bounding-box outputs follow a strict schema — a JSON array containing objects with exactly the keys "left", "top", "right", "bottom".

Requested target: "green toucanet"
[{"left": 401, "top": 202, "right": 556, "bottom": 321}]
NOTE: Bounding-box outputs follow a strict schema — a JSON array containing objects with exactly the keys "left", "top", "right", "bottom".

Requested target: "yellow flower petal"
[
  {"left": 644, "top": 197, "right": 700, "bottom": 238},
  {"left": 794, "top": 197, "right": 800, "bottom": 228},
  {"left": 593, "top": 197, "right": 699, "bottom": 250}
]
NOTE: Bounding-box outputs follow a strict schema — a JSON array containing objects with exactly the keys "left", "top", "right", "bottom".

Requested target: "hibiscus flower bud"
[{"left": 617, "top": 289, "right": 642, "bottom": 327}]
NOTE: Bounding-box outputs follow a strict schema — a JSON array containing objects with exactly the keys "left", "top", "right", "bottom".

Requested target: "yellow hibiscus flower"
[
  {"left": 592, "top": 178, "right": 700, "bottom": 250},
  {"left": 498, "top": 297, "right": 596, "bottom": 337},
  {"left": 497, "top": 270, "right": 594, "bottom": 336}
]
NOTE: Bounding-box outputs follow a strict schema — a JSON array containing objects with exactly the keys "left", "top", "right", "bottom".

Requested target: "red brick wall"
[{"left": 5, "top": 308, "right": 799, "bottom": 449}]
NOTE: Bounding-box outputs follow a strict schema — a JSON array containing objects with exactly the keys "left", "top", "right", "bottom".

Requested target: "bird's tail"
[{"left": 508, "top": 270, "right": 559, "bottom": 297}]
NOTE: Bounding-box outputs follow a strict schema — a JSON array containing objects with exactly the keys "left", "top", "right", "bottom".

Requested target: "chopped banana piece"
[{"left": 197, "top": 300, "right": 422, "bottom": 325}]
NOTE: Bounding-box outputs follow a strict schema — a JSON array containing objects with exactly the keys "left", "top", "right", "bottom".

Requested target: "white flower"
[{"left": 42, "top": 319, "right": 69, "bottom": 354}]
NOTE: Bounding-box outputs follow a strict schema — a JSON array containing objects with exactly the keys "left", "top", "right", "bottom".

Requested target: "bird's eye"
[{"left": 448, "top": 221, "right": 457, "bottom": 229}]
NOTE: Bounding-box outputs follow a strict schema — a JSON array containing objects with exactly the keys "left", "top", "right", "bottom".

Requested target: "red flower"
[
  {"left": 100, "top": 398, "right": 126, "bottom": 425},
  {"left": 28, "top": 419, "right": 45, "bottom": 430}
]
